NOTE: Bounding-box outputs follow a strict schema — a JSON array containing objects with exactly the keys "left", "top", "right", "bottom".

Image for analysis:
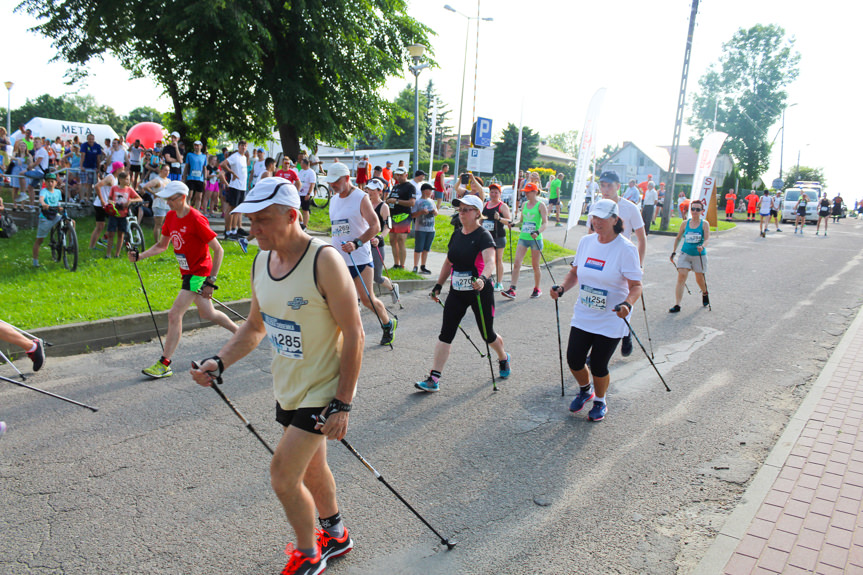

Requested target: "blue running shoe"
[
  {"left": 569, "top": 387, "right": 595, "bottom": 413},
  {"left": 588, "top": 401, "right": 608, "bottom": 422},
  {"left": 415, "top": 377, "right": 440, "bottom": 392},
  {"left": 499, "top": 353, "right": 511, "bottom": 379}
]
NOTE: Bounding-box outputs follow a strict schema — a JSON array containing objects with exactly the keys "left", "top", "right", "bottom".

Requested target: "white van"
[{"left": 781, "top": 187, "right": 820, "bottom": 223}]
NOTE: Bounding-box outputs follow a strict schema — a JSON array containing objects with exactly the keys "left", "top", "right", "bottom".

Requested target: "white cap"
[
  {"left": 325, "top": 162, "right": 351, "bottom": 183},
  {"left": 156, "top": 181, "right": 189, "bottom": 198},
  {"left": 170, "top": 131, "right": 180, "bottom": 138},
  {"left": 232, "top": 177, "right": 300, "bottom": 214},
  {"left": 588, "top": 198, "right": 619, "bottom": 219},
  {"left": 365, "top": 179, "right": 384, "bottom": 191},
  {"left": 193, "top": 140, "right": 202, "bottom": 146},
  {"left": 393, "top": 166, "right": 407, "bottom": 175},
  {"left": 452, "top": 194, "right": 483, "bottom": 211}
]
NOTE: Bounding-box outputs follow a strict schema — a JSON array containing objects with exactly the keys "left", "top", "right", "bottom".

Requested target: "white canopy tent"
[{"left": 10, "top": 117, "right": 120, "bottom": 145}]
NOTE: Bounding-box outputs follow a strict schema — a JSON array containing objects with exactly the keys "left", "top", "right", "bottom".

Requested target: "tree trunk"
[{"left": 277, "top": 120, "right": 301, "bottom": 162}]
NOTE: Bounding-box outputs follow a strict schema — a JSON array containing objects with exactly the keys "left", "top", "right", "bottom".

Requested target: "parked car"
[{"left": 780, "top": 188, "right": 820, "bottom": 224}]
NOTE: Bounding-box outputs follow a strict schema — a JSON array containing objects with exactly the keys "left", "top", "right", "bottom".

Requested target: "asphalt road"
[{"left": 3, "top": 216, "right": 863, "bottom": 575}]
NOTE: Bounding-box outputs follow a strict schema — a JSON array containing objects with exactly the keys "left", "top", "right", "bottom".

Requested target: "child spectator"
[
  {"left": 105, "top": 171, "right": 142, "bottom": 258},
  {"left": 411, "top": 183, "right": 437, "bottom": 274},
  {"left": 31, "top": 172, "right": 63, "bottom": 267}
]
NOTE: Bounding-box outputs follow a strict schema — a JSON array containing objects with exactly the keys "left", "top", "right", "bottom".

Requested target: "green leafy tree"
[
  {"left": 784, "top": 165, "right": 826, "bottom": 189},
  {"left": 383, "top": 84, "right": 428, "bottom": 154},
  {"left": 10, "top": 94, "right": 88, "bottom": 128},
  {"left": 18, "top": 0, "right": 432, "bottom": 158},
  {"left": 595, "top": 143, "right": 621, "bottom": 173},
  {"left": 688, "top": 24, "right": 800, "bottom": 182},
  {"left": 545, "top": 130, "right": 579, "bottom": 159},
  {"left": 493, "top": 123, "right": 539, "bottom": 174},
  {"left": 125, "top": 106, "right": 165, "bottom": 125}
]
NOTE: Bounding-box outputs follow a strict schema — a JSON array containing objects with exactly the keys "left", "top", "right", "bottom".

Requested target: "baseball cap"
[
  {"left": 193, "top": 140, "right": 202, "bottom": 146},
  {"left": 156, "top": 180, "right": 189, "bottom": 198},
  {"left": 43, "top": 171, "right": 57, "bottom": 181},
  {"left": 523, "top": 182, "right": 540, "bottom": 193},
  {"left": 324, "top": 162, "right": 351, "bottom": 183},
  {"left": 111, "top": 161, "right": 125, "bottom": 172},
  {"left": 599, "top": 171, "right": 620, "bottom": 184},
  {"left": 414, "top": 170, "right": 427, "bottom": 178},
  {"left": 489, "top": 183, "right": 501, "bottom": 191},
  {"left": 386, "top": 160, "right": 393, "bottom": 165},
  {"left": 420, "top": 183, "right": 434, "bottom": 191},
  {"left": 452, "top": 194, "right": 483, "bottom": 211},
  {"left": 232, "top": 177, "right": 300, "bottom": 213},
  {"left": 170, "top": 131, "right": 180, "bottom": 138},
  {"left": 589, "top": 198, "right": 619, "bottom": 219},
  {"left": 365, "top": 179, "right": 384, "bottom": 191},
  {"left": 393, "top": 167, "right": 407, "bottom": 175}
]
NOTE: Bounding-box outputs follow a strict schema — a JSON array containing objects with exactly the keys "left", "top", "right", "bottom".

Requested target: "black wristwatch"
[
  {"left": 619, "top": 301, "right": 632, "bottom": 311},
  {"left": 327, "top": 398, "right": 352, "bottom": 413},
  {"left": 352, "top": 239, "right": 363, "bottom": 248}
]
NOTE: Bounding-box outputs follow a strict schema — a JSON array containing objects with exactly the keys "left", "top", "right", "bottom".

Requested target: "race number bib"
[
  {"left": 175, "top": 254, "right": 189, "bottom": 270},
  {"left": 482, "top": 220, "right": 495, "bottom": 231},
  {"left": 261, "top": 312, "right": 303, "bottom": 359},
  {"left": 452, "top": 271, "right": 474, "bottom": 291},
  {"left": 522, "top": 222, "right": 537, "bottom": 234},
  {"left": 191, "top": 169, "right": 202, "bottom": 178},
  {"left": 331, "top": 219, "right": 351, "bottom": 237},
  {"left": 684, "top": 232, "right": 702, "bottom": 244},
  {"left": 578, "top": 284, "right": 608, "bottom": 311}
]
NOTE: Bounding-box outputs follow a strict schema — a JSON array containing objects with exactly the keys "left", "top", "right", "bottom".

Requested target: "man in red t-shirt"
[
  {"left": 745, "top": 191, "right": 760, "bottom": 221},
  {"left": 433, "top": 163, "right": 449, "bottom": 209},
  {"left": 724, "top": 189, "right": 737, "bottom": 220},
  {"left": 128, "top": 181, "right": 238, "bottom": 379}
]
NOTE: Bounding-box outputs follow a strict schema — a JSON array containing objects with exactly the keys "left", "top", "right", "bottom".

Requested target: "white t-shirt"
[
  {"left": 309, "top": 154, "right": 321, "bottom": 173},
  {"left": 148, "top": 177, "right": 170, "bottom": 210},
  {"left": 95, "top": 174, "right": 116, "bottom": 207},
  {"left": 110, "top": 148, "right": 127, "bottom": 166},
  {"left": 759, "top": 195, "right": 772, "bottom": 214},
  {"left": 329, "top": 187, "right": 372, "bottom": 266},
  {"left": 616, "top": 198, "right": 645, "bottom": 239},
  {"left": 227, "top": 152, "right": 247, "bottom": 191},
  {"left": 252, "top": 159, "right": 267, "bottom": 186},
  {"left": 129, "top": 146, "right": 144, "bottom": 165},
  {"left": 643, "top": 188, "right": 658, "bottom": 206},
  {"left": 571, "top": 233, "right": 642, "bottom": 339},
  {"left": 33, "top": 147, "right": 49, "bottom": 171},
  {"left": 299, "top": 168, "right": 317, "bottom": 197},
  {"left": 411, "top": 179, "right": 423, "bottom": 200}
]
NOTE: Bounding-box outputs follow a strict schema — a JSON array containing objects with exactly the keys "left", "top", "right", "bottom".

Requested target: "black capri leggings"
[
  {"left": 566, "top": 326, "right": 620, "bottom": 378},
  {"left": 371, "top": 242, "right": 387, "bottom": 285},
  {"left": 439, "top": 282, "right": 497, "bottom": 345}
]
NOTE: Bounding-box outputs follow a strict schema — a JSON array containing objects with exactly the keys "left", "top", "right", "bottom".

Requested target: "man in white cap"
[
  {"left": 327, "top": 163, "right": 398, "bottom": 346},
  {"left": 162, "top": 132, "right": 184, "bottom": 182},
  {"left": 385, "top": 166, "right": 415, "bottom": 269},
  {"left": 128, "top": 180, "right": 238, "bottom": 379},
  {"left": 190, "top": 176, "right": 362, "bottom": 575}
]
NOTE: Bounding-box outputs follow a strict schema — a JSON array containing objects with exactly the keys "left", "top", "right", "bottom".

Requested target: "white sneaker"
[
  {"left": 15, "top": 192, "right": 28, "bottom": 202},
  {"left": 391, "top": 283, "right": 400, "bottom": 304}
]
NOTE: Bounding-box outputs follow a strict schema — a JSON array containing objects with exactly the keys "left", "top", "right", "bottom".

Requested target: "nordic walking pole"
[
  {"left": 0, "top": 349, "right": 26, "bottom": 380},
  {"left": 550, "top": 288, "right": 565, "bottom": 397},
  {"left": 315, "top": 413, "right": 457, "bottom": 550},
  {"left": 192, "top": 362, "right": 274, "bottom": 455},
  {"left": 0, "top": 373, "right": 99, "bottom": 411},
  {"left": 613, "top": 308, "right": 671, "bottom": 392},
  {"left": 474, "top": 284, "right": 497, "bottom": 391},
  {"left": 533, "top": 237, "right": 556, "bottom": 284},
  {"left": 508, "top": 225, "right": 513, "bottom": 276},
  {"left": 375, "top": 244, "right": 403, "bottom": 310},
  {"left": 671, "top": 258, "right": 692, "bottom": 295},
  {"left": 208, "top": 295, "right": 248, "bottom": 322},
  {"left": 0, "top": 320, "right": 53, "bottom": 347},
  {"left": 346, "top": 248, "right": 393, "bottom": 350},
  {"left": 435, "top": 299, "right": 484, "bottom": 358},
  {"left": 639, "top": 295, "right": 655, "bottom": 360},
  {"left": 698, "top": 252, "right": 711, "bottom": 311},
  {"left": 127, "top": 243, "right": 164, "bottom": 351}
]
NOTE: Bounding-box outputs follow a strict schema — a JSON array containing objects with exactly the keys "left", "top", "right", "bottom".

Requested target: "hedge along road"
[{"left": 2, "top": 220, "right": 863, "bottom": 574}]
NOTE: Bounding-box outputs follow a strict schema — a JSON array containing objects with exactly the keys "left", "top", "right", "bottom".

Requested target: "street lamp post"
[
  {"left": 408, "top": 44, "right": 428, "bottom": 176},
  {"left": 779, "top": 103, "right": 798, "bottom": 182},
  {"left": 4, "top": 81, "right": 12, "bottom": 137},
  {"left": 444, "top": 5, "right": 492, "bottom": 179}
]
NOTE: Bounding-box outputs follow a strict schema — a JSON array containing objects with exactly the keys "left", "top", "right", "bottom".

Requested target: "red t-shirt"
[
  {"left": 745, "top": 194, "right": 759, "bottom": 211},
  {"left": 108, "top": 185, "right": 141, "bottom": 217},
  {"left": 381, "top": 168, "right": 393, "bottom": 184},
  {"left": 274, "top": 168, "right": 299, "bottom": 185},
  {"left": 434, "top": 170, "right": 446, "bottom": 192},
  {"left": 161, "top": 208, "right": 217, "bottom": 276},
  {"left": 724, "top": 193, "right": 737, "bottom": 212}
]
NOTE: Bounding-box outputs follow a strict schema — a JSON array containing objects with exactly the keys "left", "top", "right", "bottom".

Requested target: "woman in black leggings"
[
  {"left": 415, "top": 194, "right": 511, "bottom": 392},
  {"left": 550, "top": 199, "right": 643, "bottom": 421}
]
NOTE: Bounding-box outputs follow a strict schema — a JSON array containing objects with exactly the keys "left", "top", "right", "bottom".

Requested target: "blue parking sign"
[{"left": 476, "top": 117, "right": 492, "bottom": 148}]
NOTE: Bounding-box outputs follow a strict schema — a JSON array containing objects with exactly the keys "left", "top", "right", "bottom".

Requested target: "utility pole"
[{"left": 661, "top": 0, "right": 699, "bottom": 230}]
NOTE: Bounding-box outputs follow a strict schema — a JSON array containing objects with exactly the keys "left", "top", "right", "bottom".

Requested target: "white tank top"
[
  {"left": 96, "top": 174, "right": 116, "bottom": 207},
  {"left": 329, "top": 187, "right": 372, "bottom": 266}
]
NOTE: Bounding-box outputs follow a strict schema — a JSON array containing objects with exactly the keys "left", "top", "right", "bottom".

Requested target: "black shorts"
[
  {"left": 276, "top": 403, "right": 325, "bottom": 434},
  {"left": 225, "top": 186, "right": 245, "bottom": 208},
  {"left": 770, "top": 209, "right": 778, "bottom": 217},
  {"left": 797, "top": 207, "right": 807, "bottom": 216},
  {"left": 187, "top": 180, "right": 205, "bottom": 194},
  {"left": 94, "top": 206, "right": 107, "bottom": 222},
  {"left": 129, "top": 164, "right": 142, "bottom": 174},
  {"left": 548, "top": 198, "right": 560, "bottom": 206},
  {"left": 300, "top": 195, "right": 312, "bottom": 211},
  {"left": 494, "top": 236, "right": 506, "bottom": 249}
]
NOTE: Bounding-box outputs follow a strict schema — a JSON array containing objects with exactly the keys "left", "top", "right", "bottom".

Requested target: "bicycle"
[
  {"left": 311, "top": 182, "right": 332, "bottom": 209},
  {"left": 125, "top": 205, "right": 147, "bottom": 254},
  {"left": 48, "top": 204, "right": 78, "bottom": 271}
]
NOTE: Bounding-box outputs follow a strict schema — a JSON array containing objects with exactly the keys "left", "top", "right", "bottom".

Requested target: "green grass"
[
  {"left": 0, "top": 215, "right": 258, "bottom": 329},
  {"left": 574, "top": 213, "right": 736, "bottom": 233}
]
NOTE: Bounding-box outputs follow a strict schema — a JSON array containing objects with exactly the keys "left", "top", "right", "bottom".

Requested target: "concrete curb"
[{"left": 691, "top": 302, "right": 863, "bottom": 574}]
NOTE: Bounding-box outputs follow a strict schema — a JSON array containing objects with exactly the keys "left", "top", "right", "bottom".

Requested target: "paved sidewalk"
[{"left": 695, "top": 306, "right": 863, "bottom": 574}]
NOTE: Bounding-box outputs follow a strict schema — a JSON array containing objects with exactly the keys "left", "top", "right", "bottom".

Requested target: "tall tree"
[
  {"left": 688, "top": 24, "right": 800, "bottom": 182},
  {"left": 545, "top": 130, "right": 579, "bottom": 159},
  {"left": 18, "top": 0, "right": 432, "bottom": 158},
  {"left": 383, "top": 84, "right": 428, "bottom": 155},
  {"left": 784, "top": 165, "right": 826, "bottom": 189},
  {"left": 423, "top": 79, "right": 450, "bottom": 157},
  {"left": 492, "top": 123, "right": 539, "bottom": 174}
]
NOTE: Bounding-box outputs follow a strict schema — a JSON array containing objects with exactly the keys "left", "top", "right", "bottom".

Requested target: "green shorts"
[{"left": 181, "top": 274, "right": 207, "bottom": 293}]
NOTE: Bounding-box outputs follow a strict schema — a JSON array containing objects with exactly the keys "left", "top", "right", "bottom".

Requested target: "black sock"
[
  {"left": 580, "top": 384, "right": 591, "bottom": 392},
  {"left": 319, "top": 511, "right": 344, "bottom": 537},
  {"left": 430, "top": 370, "right": 442, "bottom": 382}
]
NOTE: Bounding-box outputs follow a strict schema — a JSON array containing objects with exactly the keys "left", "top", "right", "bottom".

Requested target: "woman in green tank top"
[{"left": 501, "top": 182, "right": 549, "bottom": 300}]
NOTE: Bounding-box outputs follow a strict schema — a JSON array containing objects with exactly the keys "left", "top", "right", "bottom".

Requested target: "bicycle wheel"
[
  {"left": 312, "top": 184, "right": 331, "bottom": 209},
  {"left": 62, "top": 222, "right": 79, "bottom": 271},
  {"left": 49, "top": 221, "right": 62, "bottom": 262},
  {"left": 129, "top": 221, "right": 146, "bottom": 253}
]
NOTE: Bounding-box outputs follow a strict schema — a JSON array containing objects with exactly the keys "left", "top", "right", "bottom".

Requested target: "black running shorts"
[{"left": 276, "top": 403, "right": 326, "bottom": 434}]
